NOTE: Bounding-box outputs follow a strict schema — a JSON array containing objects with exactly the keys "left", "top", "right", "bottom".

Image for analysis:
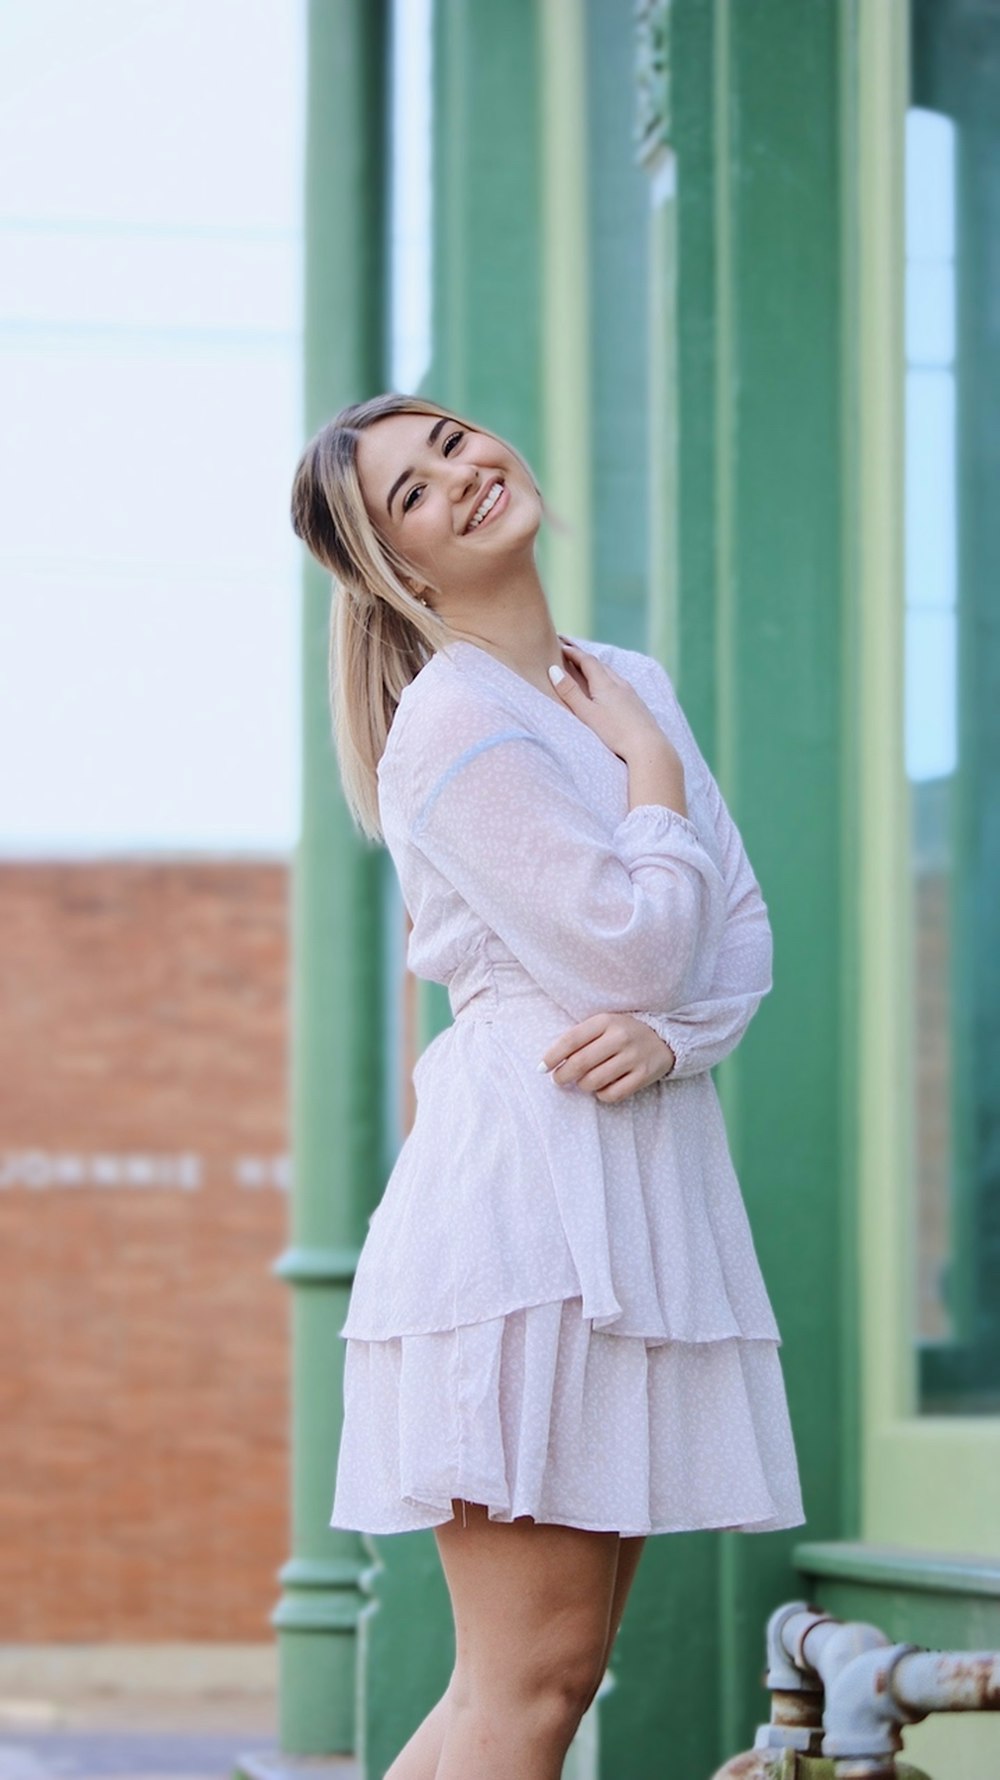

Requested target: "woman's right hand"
[
  {"left": 554, "top": 640, "right": 690, "bottom": 819},
  {"left": 551, "top": 639, "right": 682, "bottom": 770}
]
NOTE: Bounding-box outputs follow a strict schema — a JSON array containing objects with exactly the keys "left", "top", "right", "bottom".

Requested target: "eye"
[
  {"left": 402, "top": 484, "right": 423, "bottom": 513},
  {"left": 442, "top": 429, "right": 464, "bottom": 455}
]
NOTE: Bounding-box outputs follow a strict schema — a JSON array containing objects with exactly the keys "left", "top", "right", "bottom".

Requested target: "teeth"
[{"left": 467, "top": 481, "right": 503, "bottom": 530}]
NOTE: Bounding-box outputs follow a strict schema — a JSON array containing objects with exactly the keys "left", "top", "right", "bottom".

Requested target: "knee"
[{"left": 511, "top": 1624, "right": 608, "bottom": 1737}]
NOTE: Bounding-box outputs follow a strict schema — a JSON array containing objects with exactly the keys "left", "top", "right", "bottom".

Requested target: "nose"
[{"left": 446, "top": 460, "right": 481, "bottom": 501}]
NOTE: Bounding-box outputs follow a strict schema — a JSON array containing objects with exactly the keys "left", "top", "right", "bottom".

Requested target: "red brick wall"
[{"left": 0, "top": 862, "right": 290, "bottom": 1642}]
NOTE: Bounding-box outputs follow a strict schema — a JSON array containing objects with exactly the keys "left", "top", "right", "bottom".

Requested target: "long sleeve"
[
  {"left": 627, "top": 667, "right": 773, "bottom": 1078},
  {"left": 391, "top": 703, "right": 729, "bottom": 1025}
]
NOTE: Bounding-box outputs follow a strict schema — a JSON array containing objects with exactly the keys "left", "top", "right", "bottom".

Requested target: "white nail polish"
[
  {"left": 548, "top": 664, "right": 565, "bottom": 686},
  {"left": 537, "top": 1059, "right": 550, "bottom": 1071}
]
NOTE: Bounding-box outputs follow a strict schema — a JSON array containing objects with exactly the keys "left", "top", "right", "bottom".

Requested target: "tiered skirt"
[
  {"left": 331, "top": 1011, "right": 804, "bottom": 1538},
  {"left": 333, "top": 1297, "right": 802, "bottom": 1536}
]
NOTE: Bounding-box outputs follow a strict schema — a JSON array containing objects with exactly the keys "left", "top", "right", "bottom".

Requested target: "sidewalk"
[{"left": 0, "top": 1691, "right": 358, "bottom": 1780}]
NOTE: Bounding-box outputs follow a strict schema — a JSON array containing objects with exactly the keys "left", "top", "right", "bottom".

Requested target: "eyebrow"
[{"left": 386, "top": 417, "right": 451, "bottom": 516}]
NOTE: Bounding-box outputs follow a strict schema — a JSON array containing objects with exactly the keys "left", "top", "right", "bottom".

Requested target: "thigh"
[
  {"left": 603, "top": 1535, "right": 646, "bottom": 1664},
  {"left": 434, "top": 1501, "right": 621, "bottom": 1701}
]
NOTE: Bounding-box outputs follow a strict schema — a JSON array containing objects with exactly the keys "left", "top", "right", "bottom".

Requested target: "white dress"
[{"left": 331, "top": 634, "right": 804, "bottom": 1537}]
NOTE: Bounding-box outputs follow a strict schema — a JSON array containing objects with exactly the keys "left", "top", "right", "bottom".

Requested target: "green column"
[
  {"left": 710, "top": 0, "right": 852, "bottom": 1757},
  {"left": 356, "top": 5, "right": 544, "bottom": 1776},
  {"left": 598, "top": 11, "right": 725, "bottom": 1777},
  {"left": 602, "top": 4, "right": 856, "bottom": 1776},
  {"left": 271, "top": 0, "right": 389, "bottom": 1759},
  {"left": 584, "top": 1, "right": 650, "bottom": 655}
]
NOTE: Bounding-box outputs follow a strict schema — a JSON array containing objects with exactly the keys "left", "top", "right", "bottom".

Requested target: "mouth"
[{"left": 463, "top": 478, "right": 508, "bottom": 534}]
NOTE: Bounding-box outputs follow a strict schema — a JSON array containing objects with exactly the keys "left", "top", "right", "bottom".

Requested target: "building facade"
[
  {"left": 0, "top": 861, "right": 290, "bottom": 1646},
  {"left": 280, "top": 3, "right": 1000, "bottom": 1776}
]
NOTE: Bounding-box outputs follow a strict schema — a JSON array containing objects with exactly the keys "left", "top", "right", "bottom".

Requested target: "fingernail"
[
  {"left": 537, "top": 1058, "right": 551, "bottom": 1071},
  {"left": 547, "top": 665, "right": 565, "bottom": 686}
]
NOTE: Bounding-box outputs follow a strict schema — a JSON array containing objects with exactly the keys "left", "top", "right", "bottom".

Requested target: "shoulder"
[
  {"left": 377, "top": 648, "right": 539, "bottom": 835},
  {"left": 380, "top": 647, "right": 522, "bottom": 770}
]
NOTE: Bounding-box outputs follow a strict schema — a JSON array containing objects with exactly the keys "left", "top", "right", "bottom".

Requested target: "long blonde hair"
[{"left": 290, "top": 393, "right": 539, "bottom": 843}]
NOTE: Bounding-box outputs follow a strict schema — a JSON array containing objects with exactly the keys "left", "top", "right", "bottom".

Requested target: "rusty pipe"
[
  {"left": 892, "top": 1650, "right": 1000, "bottom": 1716},
  {"left": 822, "top": 1641, "right": 927, "bottom": 1768},
  {"left": 757, "top": 1601, "right": 1000, "bottom": 1778}
]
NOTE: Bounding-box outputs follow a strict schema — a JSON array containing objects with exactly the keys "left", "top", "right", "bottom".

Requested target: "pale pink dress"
[{"left": 331, "top": 634, "right": 804, "bottom": 1537}]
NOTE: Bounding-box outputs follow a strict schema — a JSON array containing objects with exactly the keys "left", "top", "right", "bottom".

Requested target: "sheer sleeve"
[
  {"left": 626, "top": 661, "right": 773, "bottom": 1077},
  {"left": 392, "top": 701, "right": 729, "bottom": 1024}
]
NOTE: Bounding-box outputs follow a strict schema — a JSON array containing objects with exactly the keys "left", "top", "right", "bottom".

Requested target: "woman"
[{"left": 290, "top": 394, "right": 804, "bottom": 1780}]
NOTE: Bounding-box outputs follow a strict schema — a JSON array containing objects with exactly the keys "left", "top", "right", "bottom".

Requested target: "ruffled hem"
[{"left": 331, "top": 1297, "right": 804, "bottom": 1539}]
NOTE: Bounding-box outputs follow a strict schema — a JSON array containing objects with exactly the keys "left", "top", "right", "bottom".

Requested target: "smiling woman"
[
  {"left": 289, "top": 391, "right": 803, "bottom": 1780},
  {"left": 290, "top": 393, "right": 546, "bottom": 841},
  {"left": 357, "top": 407, "right": 542, "bottom": 584}
]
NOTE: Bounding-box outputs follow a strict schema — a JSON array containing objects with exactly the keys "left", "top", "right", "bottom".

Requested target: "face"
[{"left": 355, "top": 410, "right": 542, "bottom": 599}]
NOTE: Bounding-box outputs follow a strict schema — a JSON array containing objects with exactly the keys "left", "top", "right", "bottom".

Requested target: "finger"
[
  {"left": 547, "top": 656, "right": 590, "bottom": 703},
  {"left": 539, "top": 1015, "right": 614, "bottom": 1072},
  {"left": 594, "top": 1067, "right": 648, "bottom": 1104},
  {"left": 574, "top": 1054, "right": 637, "bottom": 1094},
  {"left": 559, "top": 638, "right": 622, "bottom": 685},
  {"left": 552, "top": 1039, "right": 631, "bottom": 1088}
]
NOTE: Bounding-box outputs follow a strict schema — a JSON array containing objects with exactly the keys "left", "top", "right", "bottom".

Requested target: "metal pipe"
[
  {"left": 822, "top": 1641, "right": 925, "bottom": 1771},
  {"left": 893, "top": 1651, "right": 1000, "bottom": 1716},
  {"left": 744, "top": 1602, "right": 1000, "bottom": 1779}
]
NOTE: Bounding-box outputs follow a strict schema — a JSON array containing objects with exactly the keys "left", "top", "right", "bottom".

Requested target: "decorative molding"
[{"left": 635, "top": 0, "right": 672, "bottom": 168}]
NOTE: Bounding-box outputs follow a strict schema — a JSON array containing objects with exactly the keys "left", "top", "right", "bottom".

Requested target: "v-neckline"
[{"left": 445, "top": 633, "right": 600, "bottom": 725}]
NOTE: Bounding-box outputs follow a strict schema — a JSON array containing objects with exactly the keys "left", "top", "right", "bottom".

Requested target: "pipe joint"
[
  {"left": 823, "top": 1643, "right": 926, "bottom": 1760},
  {"left": 764, "top": 1600, "right": 827, "bottom": 1692}
]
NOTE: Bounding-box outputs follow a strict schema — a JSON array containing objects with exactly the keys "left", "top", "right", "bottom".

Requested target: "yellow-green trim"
[
  {"left": 646, "top": 179, "right": 679, "bottom": 681},
  {"left": 539, "top": 0, "right": 591, "bottom": 634},
  {"left": 712, "top": 0, "right": 735, "bottom": 800},
  {"left": 855, "top": 0, "right": 912, "bottom": 1439}
]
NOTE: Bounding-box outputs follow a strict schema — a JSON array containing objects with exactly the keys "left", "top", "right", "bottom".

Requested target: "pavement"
[{"left": 0, "top": 1693, "right": 358, "bottom": 1780}]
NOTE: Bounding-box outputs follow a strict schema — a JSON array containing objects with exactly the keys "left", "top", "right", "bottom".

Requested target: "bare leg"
[
  {"left": 383, "top": 1677, "right": 456, "bottom": 1780},
  {"left": 584, "top": 1534, "right": 647, "bottom": 1712},
  {"left": 431, "top": 1500, "right": 621, "bottom": 1780},
  {"left": 384, "top": 1523, "right": 648, "bottom": 1780}
]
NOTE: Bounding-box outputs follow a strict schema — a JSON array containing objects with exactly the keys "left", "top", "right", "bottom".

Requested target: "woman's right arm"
[{"left": 552, "top": 642, "right": 774, "bottom": 1077}]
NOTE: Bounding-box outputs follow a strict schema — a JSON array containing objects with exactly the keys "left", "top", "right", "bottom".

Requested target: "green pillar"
[
  {"left": 356, "top": 5, "right": 544, "bottom": 1776},
  {"left": 712, "top": 0, "right": 851, "bottom": 1751},
  {"left": 270, "top": 0, "right": 389, "bottom": 1759},
  {"left": 585, "top": 0, "right": 651, "bottom": 656},
  {"left": 601, "top": 4, "right": 856, "bottom": 1776}
]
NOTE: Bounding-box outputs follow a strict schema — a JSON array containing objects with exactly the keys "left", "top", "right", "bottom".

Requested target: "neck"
[{"left": 438, "top": 557, "right": 565, "bottom": 684}]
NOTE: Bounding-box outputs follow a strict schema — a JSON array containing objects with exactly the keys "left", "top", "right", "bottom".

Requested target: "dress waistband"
[{"left": 449, "top": 958, "right": 565, "bottom": 1027}]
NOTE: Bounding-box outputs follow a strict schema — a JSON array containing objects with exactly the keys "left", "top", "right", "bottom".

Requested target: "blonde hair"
[{"left": 290, "top": 393, "right": 540, "bottom": 843}]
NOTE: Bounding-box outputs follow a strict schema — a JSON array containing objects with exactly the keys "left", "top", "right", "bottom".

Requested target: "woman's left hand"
[{"left": 539, "top": 1013, "right": 676, "bottom": 1103}]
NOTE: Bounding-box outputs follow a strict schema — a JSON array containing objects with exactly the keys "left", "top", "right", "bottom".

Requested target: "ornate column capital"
[{"left": 635, "top": 0, "right": 673, "bottom": 168}]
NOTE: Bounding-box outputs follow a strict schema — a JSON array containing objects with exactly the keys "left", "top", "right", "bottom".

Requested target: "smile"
[{"left": 464, "top": 479, "right": 508, "bottom": 533}]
